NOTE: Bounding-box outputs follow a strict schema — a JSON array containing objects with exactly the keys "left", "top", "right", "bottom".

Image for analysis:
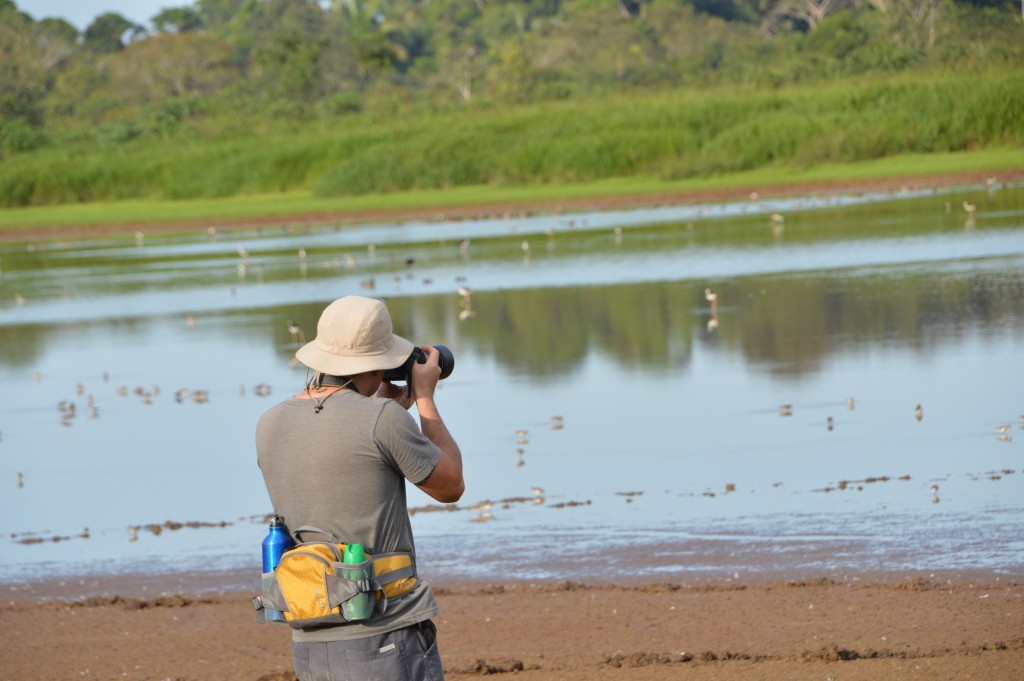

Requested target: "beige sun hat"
[{"left": 295, "top": 296, "right": 415, "bottom": 376}]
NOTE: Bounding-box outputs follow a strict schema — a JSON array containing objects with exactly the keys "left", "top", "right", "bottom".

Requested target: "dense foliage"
[{"left": 1, "top": 0, "right": 1021, "bottom": 207}]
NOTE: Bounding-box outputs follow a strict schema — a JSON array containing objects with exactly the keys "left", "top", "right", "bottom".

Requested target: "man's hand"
[
  {"left": 376, "top": 380, "right": 413, "bottom": 409},
  {"left": 409, "top": 345, "right": 441, "bottom": 402}
]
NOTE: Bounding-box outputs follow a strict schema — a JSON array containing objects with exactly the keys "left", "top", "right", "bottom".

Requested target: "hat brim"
[{"left": 295, "top": 333, "right": 415, "bottom": 376}]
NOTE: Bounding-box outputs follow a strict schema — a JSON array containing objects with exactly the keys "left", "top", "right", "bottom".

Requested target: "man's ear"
[{"left": 357, "top": 369, "right": 386, "bottom": 396}]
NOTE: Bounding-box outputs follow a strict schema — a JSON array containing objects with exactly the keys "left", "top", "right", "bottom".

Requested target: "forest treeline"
[{"left": 1, "top": 0, "right": 1022, "bottom": 208}]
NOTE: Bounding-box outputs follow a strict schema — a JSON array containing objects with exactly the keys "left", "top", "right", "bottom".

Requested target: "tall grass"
[{"left": 1, "top": 70, "right": 1021, "bottom": 209}]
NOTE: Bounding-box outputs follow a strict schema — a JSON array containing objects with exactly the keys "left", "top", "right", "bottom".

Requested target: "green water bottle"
[{"left": 342, "top": 543, "right": 371, "bottom": 621}]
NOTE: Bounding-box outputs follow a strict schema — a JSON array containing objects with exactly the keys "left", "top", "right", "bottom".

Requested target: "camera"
[{"left": 382, "top": 345, "right": 455, "bottom": 383}]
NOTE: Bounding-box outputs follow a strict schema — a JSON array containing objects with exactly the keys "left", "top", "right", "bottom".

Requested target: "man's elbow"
[{"left": 437, "top": 480, "right": 465, "bottom": 504}]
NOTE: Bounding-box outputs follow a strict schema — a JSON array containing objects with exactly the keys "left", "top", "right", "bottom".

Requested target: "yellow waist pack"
[{"left": 252, "top": 527, "right": 418, "bottom": 629}]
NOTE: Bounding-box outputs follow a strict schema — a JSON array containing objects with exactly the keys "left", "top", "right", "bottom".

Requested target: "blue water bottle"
[
  {"left": 262, "top": 515, "right": 294, "bottom": 622},
  {"left": 262, "top": 515, "right": 293, "bottom": 572}
]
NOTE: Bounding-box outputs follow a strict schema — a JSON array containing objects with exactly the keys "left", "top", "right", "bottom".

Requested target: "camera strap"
[
  {"left": 306, "top": 373, "right": 359, "bottom": 413},
  {"left": 318, "top": 375, "right": 360, "bottom": 391}
]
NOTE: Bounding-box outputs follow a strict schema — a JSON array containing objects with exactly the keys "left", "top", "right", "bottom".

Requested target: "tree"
[
  {"left": 197, "top": 0, "right": 258, "bottom": 29},
  {"left": 0, "top": 6, "right": 77, "bottom": 122},
  {"left": 84, "top": 12, "right": 143, "bottom": 53},
  {"left": 765, "top": 0, "right": 853, "bottom": 31},
  {"left": 107, "top": 33, "right": 233, "bottom": 101},
  {"left": 863, "top": 0, "right": 951, "bottom": 50},
  {"left": 38, "top": 17, "right": 79, "bottom": 44},
  {"left": 152, "top": 7, "right": 205, "bottom": 33}
]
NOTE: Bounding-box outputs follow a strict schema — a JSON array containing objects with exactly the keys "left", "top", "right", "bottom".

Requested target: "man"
[{"left": 257, "top": 295, "right": 464, "bottom": 681}]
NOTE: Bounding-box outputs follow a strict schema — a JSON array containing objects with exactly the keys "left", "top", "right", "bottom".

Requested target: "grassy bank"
[
  {"left": 1, "top": 70, "right": 1022, "bottom": 233},
  {"left": 4, "top": 72, "right": 1022, "bottom": 206},
  {"left": 1, "top": 146, "right": 1021, "bottom": 234}
]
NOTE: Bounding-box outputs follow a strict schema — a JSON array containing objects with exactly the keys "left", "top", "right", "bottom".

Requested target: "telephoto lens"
[
  {"left": 434, "top": 345, "right": 455, "bottom": 379},
  {"left": 383, "top": 345, "right": 455, "bottom": 382}
]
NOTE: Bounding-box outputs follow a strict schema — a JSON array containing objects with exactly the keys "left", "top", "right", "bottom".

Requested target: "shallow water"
[{"left": 1, "top": 182, "right": 1023, "bottom": 594}]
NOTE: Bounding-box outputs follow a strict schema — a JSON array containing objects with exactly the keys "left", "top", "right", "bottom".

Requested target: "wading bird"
[{"left": 287, "top": 319, "right": 306, "bottom": 344}]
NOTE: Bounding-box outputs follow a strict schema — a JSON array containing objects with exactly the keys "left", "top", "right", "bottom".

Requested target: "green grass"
[
  {"left": 2, "top": 69, "right": 1022, "bottom": 234},
  {"left": 1, "top": 146, "right": 1020, "bottom": 233}
]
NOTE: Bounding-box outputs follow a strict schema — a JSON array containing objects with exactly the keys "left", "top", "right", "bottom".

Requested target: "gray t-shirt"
[{"left": 256, "top": 389, "right": 442, "bottom": 642}]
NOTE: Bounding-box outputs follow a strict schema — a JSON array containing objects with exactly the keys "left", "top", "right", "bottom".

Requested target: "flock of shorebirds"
[
  {"left": 7, "top": 178, "right": 1002, "bottom": 315},
  {"left": 29, "top": 368, "right": 275, "bottom": 431},
  {"left": 462, "top": 417, "right": 563, "bottom": 523},
  {"left": 776, "top": 394, "right": 1019, "bottom": 442}
]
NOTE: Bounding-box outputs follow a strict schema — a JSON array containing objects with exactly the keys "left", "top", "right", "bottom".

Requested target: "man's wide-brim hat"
[{"left": 295, "top": 296, "right": 414, "bottom": 376}]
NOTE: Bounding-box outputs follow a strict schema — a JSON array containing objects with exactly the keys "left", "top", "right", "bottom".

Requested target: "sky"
[{"left": 16, "top": 1, "right": 176, "bottom": 31}]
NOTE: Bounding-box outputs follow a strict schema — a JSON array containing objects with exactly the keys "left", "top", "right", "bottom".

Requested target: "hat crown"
[{"left": 315, "top": 297, "right": 394, "bottom": 356}]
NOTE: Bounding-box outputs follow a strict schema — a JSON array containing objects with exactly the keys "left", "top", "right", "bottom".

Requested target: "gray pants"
[{"left": 292, "top": 620, "right": 444, "bottom": 681}]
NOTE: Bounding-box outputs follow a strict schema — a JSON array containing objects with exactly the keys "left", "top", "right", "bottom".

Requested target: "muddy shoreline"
[
  {"left": 4, "top": 169, "right": 1021, "bottom": 243},
  {"left": 3, "top": 576, "right": 1021, "bottom": 680}
]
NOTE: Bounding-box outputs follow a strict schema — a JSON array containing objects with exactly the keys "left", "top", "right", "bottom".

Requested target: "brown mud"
[{"left": 2, "top": 577, "right": 1021, "bottom": 680}]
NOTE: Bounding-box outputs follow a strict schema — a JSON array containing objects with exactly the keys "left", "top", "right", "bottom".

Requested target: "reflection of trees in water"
[
  {"left": 0, "top": 317, "right": 156, "bottom": 369},
  {"left": 391, "top": 283, "right": 697, "bottom": 379},
  {"left": 729, "top": 272, "right": 1024, "bottom": 377},
  {"left": 6, "top": 269, "right": 1019, "bottom": 379},
  {"left": 395, "top": 271, "right": 1024, "bottom": 380},
  {"left": 0, "top": 323, "right": 49, "bottom": 367}
]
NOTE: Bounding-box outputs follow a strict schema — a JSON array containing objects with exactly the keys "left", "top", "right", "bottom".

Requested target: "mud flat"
[{"left": 2, "top": 575, "right": 1021, "bottom": 680}]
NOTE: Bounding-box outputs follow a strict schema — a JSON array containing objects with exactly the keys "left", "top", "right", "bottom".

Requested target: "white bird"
[
  {"left": 287, "top": 319, "right": 306, "bottom": 344},
  {"left": 704, "top": 288, "right": 717, "bottom": 303},
  {"left": 962, "top": 201, "right": 976, "bottom": 214},
  {"left": 457, "top": 287, "right": 475, "bottom": 320}
]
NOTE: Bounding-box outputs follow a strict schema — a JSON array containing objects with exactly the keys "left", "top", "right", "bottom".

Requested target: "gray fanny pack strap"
[
  {"left": 291, "top": 525, "right": 340, "bottom": 544},
  {"left": 325, "top": 572, "right": 364, "bottom": 610},
  {"left": 376, "top": 564, "right": 416, "bottom": 584},
  {"left": 254, "top": 576, "right": 288, "bottom": 612}
]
